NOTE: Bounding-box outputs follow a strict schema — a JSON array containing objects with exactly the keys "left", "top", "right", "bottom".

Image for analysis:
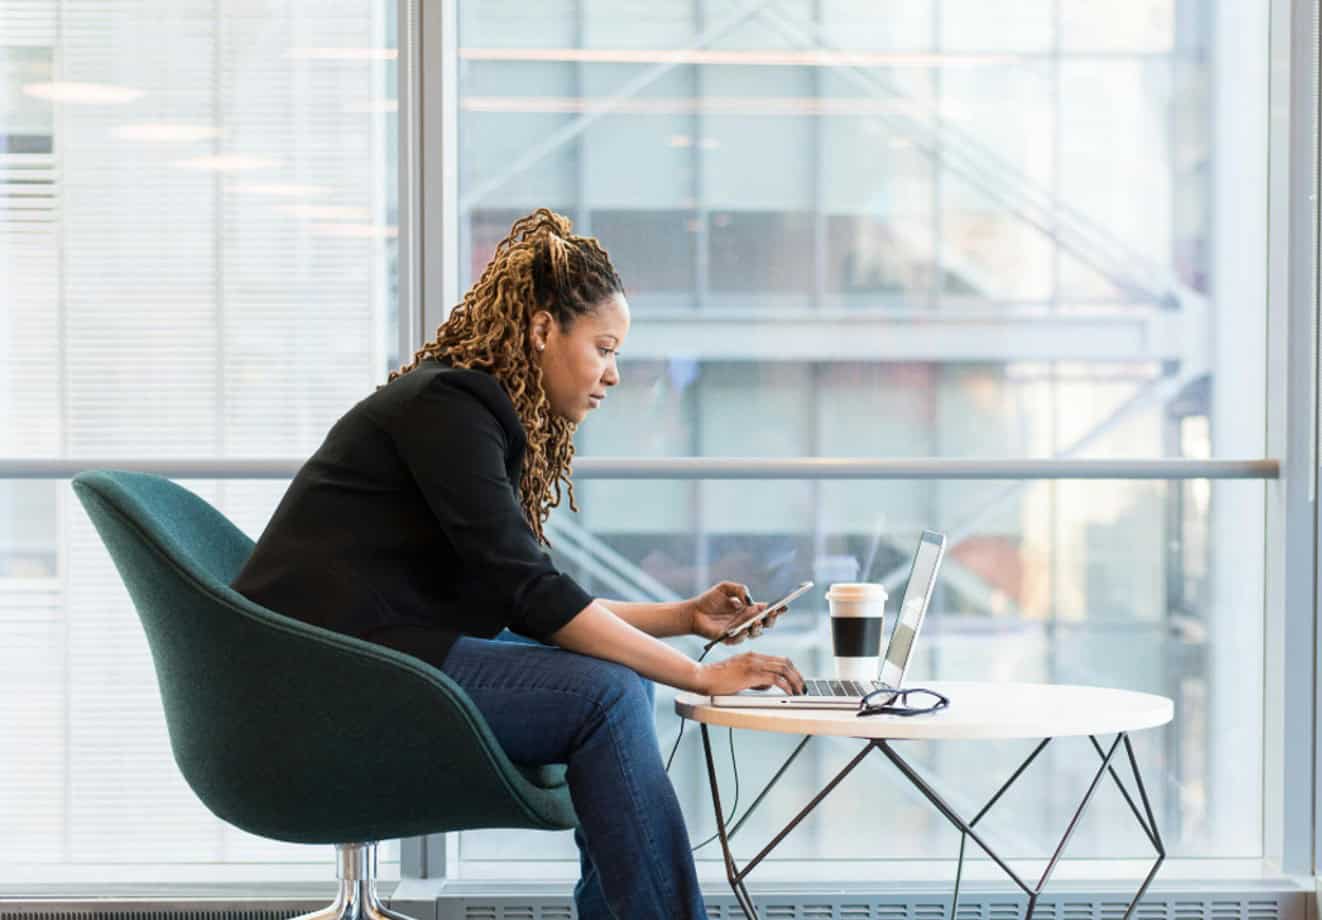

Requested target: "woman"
[{"left": 231, "top": 208, "right": 806, "bottom": 919}]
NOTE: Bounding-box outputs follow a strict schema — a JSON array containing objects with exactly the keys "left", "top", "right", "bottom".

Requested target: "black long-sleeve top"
[{"left": 230, "top": 356, "right": 594, "bottom": 664}]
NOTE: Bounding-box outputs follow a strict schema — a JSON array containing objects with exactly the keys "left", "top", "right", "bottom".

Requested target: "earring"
[{"left": 538, "top": 343, "right": 545, "bottom": 351}]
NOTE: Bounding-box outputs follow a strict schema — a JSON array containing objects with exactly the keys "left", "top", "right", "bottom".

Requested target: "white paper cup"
[{"left": 826, "top": 582, "right": 888, "bottom": 682}]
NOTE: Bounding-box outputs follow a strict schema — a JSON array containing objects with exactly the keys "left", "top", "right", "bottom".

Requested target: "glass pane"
[
  {"left": 0, "top": 478, "right": 400, "bottom": 877},
  {"left": 456, "top": 1, "right": 1262, "bottom": 458},
  {"left": 0, "top": 2, "right": 399, "bottom": 462},
  {"left": 455, "top": 0, "right": 1269, "bottom": 873},
  {"left": 458, "top": 478, "right": 1262, "bottom": 867},
  {"left": 0, "top": 0, "right": 397, "bottom": 879}
]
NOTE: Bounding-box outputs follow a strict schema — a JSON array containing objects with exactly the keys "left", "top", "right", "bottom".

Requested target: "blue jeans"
[{"left": 438, "top": 630, "right": 707, "bottom": 920}]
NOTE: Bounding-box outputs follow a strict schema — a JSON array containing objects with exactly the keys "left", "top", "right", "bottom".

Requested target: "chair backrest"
[{"left": 72, "top": 470, "right": 576, "bottom": 843}]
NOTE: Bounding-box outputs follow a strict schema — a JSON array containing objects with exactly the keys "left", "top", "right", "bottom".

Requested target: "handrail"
[
  {"left": 0, "top": 458, "right": 1280, "bottom": 480},
  {"left": 545, "top": 517, "right": 684, "bottom": 602}
]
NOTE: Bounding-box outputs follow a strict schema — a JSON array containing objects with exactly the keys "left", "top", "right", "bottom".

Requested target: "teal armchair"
[{"left": 72, "top": 470, "right": 577, "bottom": 920}]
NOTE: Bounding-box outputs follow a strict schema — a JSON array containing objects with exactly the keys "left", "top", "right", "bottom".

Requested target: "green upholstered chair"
[{"left": 72, "top": 470, "right": 577, "bottom": 920}]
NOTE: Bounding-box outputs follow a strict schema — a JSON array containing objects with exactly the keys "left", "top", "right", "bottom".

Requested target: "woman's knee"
[
  {"left": 579, "top": 656, "right": 653, "bottom": 714},
  {"left": 637, "top": 672, "right": 656, "bottom": 707}
]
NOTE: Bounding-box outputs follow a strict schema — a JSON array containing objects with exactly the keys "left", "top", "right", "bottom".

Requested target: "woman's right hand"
[{"left": 697, "top": 652, "right": 806, "bottom": 696}]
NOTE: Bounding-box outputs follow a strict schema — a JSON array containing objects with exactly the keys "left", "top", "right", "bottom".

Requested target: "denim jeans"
[{"left": 438, "top": 629, "right": 708, "bottom": 920}]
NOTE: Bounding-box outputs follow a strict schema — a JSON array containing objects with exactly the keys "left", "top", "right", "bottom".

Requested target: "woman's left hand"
[{"left": 688, "top": 581, "right": 779, "bottom": 645}]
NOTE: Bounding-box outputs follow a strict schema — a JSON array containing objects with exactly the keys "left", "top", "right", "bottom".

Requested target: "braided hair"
[{"left": 387, "top": 208, "right": 624, "bottom": 545}]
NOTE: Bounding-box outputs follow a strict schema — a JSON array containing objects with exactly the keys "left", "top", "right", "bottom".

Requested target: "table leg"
[
  {"left": 697, "top": 727, "right": 1164, "bottom": 920},
  {"left": 876, "top": 733, "right": 1165, "bottom": 920},
  {"left": 700, "top": 723, "right": 758, "bottom": 918},
  {"left": 952, "top": 738, "right": 1054, "bottom": 916},
  {"left": 1114, "top": 735, "right": 1167, "bottom": 919},
  {"left": 874, "top": 739, "right": 1037, "bottom": 901},
  {"left": 699, "top": 724, "right": 874, "bottom": 920}
]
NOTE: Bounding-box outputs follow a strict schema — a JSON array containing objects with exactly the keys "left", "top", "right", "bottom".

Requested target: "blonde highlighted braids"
[{"left": 387, "top": 208, "right": 623, "bottom": 546}]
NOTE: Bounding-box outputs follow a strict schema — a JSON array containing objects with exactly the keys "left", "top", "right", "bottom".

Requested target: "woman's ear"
[{"left": 529, "top": 310, "right": 552, "bottom": 353}]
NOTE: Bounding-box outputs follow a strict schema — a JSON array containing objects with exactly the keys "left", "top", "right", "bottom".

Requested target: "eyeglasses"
[{"left": 857, "top": 686, "right": 950, "bottom": 718}]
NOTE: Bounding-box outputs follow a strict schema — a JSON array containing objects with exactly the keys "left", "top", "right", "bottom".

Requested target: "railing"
[
  {"left": 0, "top": 458, "right": 1279, "bottom": 480},
  {"left": 7, "top": 457, "right": 1272, "bottom": 608}
]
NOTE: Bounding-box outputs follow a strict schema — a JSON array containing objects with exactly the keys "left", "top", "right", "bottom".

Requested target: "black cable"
[
  {"left": 664, "top": 644, "right": 711, "bottom": 772},
  {"left": 664, "top": 718, "right": 686, "bottom": 772},
  {"left": 688, "top": 726, "right": 739, "bottom": 853},
  {"left": 662, "top": 643, "right": 746, "bottom": 853}
]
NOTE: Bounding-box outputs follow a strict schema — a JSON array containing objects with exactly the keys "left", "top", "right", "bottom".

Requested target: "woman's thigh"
[{"left": 438, "top": 634, "right": 656, "bottom": 766}]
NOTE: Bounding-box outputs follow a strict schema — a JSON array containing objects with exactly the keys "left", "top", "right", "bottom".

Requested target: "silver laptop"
[{"left": 710, "top": 530, "right": 946, "bottom": 709}]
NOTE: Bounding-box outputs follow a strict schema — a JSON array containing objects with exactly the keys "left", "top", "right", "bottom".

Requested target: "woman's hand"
[
  {"left": 697, "top": 652, "right": 806, "bottom": 696},
  {"left": 687, "top": 580, "right": 783, "bottom": 645}
]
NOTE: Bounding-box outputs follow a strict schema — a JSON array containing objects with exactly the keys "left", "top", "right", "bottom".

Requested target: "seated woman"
[{"left": 231, "top": 207, "right": 806, "bottom": 920}]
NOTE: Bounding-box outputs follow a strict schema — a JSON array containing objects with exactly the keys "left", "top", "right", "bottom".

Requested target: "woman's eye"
[{"left": 598, "top": 347, "right": 612, "bottom": 357}]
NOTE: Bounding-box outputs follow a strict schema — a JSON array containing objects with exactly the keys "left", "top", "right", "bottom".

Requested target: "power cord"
[
  {"left": 664, "top": 644, "right": 711, "bottom": 773},
  {"left": 665, "top": 644, "right": 742, "bottom": 853},
  {"left": 688, "top": 726, "right": 739, "bottom": 853}
]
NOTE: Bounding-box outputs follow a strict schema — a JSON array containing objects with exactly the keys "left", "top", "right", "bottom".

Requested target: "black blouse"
[{"left": 230, "top": 356, "right": 593, "bottom": 665}]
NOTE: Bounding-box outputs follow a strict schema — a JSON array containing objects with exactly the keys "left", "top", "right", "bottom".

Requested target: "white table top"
[{"left": 675, "top": 681, "right": 1173, "bottom": 741}]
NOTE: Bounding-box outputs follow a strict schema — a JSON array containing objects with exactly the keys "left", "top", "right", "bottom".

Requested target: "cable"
[
  {"left": 664, "top": 643, "right": 712, "bottom": 773},
  {"left": 688, "top": 726, "right": 740, "bottom": 853},
  {"left": 669, "top": 587, "right": 757, "bottom": 775},
  {"left": 663, "top": 643, "right": 746, "bottom": 853}
]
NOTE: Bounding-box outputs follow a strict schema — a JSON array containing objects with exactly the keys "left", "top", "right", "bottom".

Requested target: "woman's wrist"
[
  {"left": 685, "top": 658, "right": 709, "bottom": 694},
  {"left": 678, "top": 598, "right": 698, "bottom": 637}
]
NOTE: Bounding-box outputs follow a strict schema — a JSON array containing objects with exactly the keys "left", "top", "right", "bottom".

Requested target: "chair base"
[
  {"left": 290, "top": 842, "right": 416, "bottom": 920},
  {"left": 288, "top": 884, "right": 414, "bottom": 920}
]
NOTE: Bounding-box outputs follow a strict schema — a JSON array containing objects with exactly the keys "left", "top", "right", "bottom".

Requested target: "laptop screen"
[{"left": 878, "top": 531, "right": 945, "bottom": 688}]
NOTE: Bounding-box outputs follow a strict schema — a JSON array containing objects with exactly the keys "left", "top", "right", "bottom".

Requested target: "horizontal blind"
[{"left": 0, "top": 0, "right": 396, "bottom": 870}]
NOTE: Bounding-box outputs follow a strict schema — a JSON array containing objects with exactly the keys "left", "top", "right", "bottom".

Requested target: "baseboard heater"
[{"left": 0, "top": 890, "right": 1310, "bottom": 920}]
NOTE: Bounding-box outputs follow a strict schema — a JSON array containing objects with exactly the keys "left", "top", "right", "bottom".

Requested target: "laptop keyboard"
[{"left": 800, "top": 679, "right": 874, "bottom": 697}]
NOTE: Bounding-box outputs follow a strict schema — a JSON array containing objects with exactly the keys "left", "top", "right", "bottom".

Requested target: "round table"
[{"left": 675, "top": 681, "right": 1174, "bottom": 920}]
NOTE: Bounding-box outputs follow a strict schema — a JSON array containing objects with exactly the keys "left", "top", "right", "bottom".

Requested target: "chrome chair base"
[{"left": 291, "top": 842, "right": 416, "bottom": 920}]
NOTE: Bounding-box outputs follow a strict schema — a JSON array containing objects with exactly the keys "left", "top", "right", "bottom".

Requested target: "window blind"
[{"left": 0, "top": 0, "right": 397, "bottom": 873}]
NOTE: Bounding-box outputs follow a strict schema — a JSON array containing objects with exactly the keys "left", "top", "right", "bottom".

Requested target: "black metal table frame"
[{"left": 698, "top": 723, "right": 1165, "bottom": 920}]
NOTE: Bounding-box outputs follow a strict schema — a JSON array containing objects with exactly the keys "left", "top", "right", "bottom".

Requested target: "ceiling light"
[
  {"left": 280, "top": 205, "right": 371, "bottom": 220},
  {"left": 113, "top": 123, "right": 221, "bottom": 142},
  {"left": 460, "top": 48, "right": 1009, "bottom": 68},
  {"left": 462, "top": 96, "right": 927, "bottom": 117},
  {"left": 22, "top": 81, "right": 144, "bottom": 104},
  {"left": 172, "top": 154, "right": 280, "bottom": 172},
  {"left": 231, "top": 183, "right": 334, "bottom": 198},
  {"left": 308, "top": 223, "right": 398, "bottom": 239},
  {"left": 344, "top": 99, "right": 398, "bottom": 113}
]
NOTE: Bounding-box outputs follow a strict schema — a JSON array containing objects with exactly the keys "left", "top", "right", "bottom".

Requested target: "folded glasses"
[{"left": 857, "top": 686, "right": 950, "bottom": 718}]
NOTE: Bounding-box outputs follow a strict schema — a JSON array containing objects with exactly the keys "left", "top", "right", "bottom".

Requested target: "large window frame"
[
  {"left": 0, "top": 0, "right": 1314, "bottom": 896},
  {"left": 394, "top": 0, "right": 1320, "bottom": 888}
]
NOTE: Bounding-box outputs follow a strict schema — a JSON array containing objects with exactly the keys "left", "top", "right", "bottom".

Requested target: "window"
[
  {"left": 455, "top": 0, "right": 1268, "bottom": 876},
  {"left": 0, "top": 0, "right": 398, "bottom": 879},
  {"left": 0, "top": 0, "right": 1292, "bottom": 890}
]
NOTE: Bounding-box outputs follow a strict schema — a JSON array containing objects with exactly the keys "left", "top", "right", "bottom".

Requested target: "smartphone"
[{"left": 704, "top": 580, "right": 815, "bottom": 651}]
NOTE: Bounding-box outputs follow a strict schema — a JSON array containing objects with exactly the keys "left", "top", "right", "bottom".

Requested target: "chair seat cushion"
[{"left": 515, "top": 763, "right": 568, "bottom": 789}]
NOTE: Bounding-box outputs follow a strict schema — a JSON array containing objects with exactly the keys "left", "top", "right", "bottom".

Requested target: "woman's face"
[{"left": 532, "top": 292, "right": 631, "bottom": 424}]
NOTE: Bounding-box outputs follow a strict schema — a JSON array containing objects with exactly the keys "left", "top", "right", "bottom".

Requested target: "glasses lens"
[
  {"left": 864, "top": 689, "right": 901, "bottom": 706},
  {"left": 858, "top": 688, "right": 947, "bottom": 717}
]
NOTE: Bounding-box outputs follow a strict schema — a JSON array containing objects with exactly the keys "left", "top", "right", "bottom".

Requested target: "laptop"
[{"left": 710, "top": 530, "right": 946, "bottom": 709}]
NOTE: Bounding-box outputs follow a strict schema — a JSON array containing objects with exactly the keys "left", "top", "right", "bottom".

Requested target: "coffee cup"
[{"left": 826, "top": 583, "right": 888, "bottom": 682}]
